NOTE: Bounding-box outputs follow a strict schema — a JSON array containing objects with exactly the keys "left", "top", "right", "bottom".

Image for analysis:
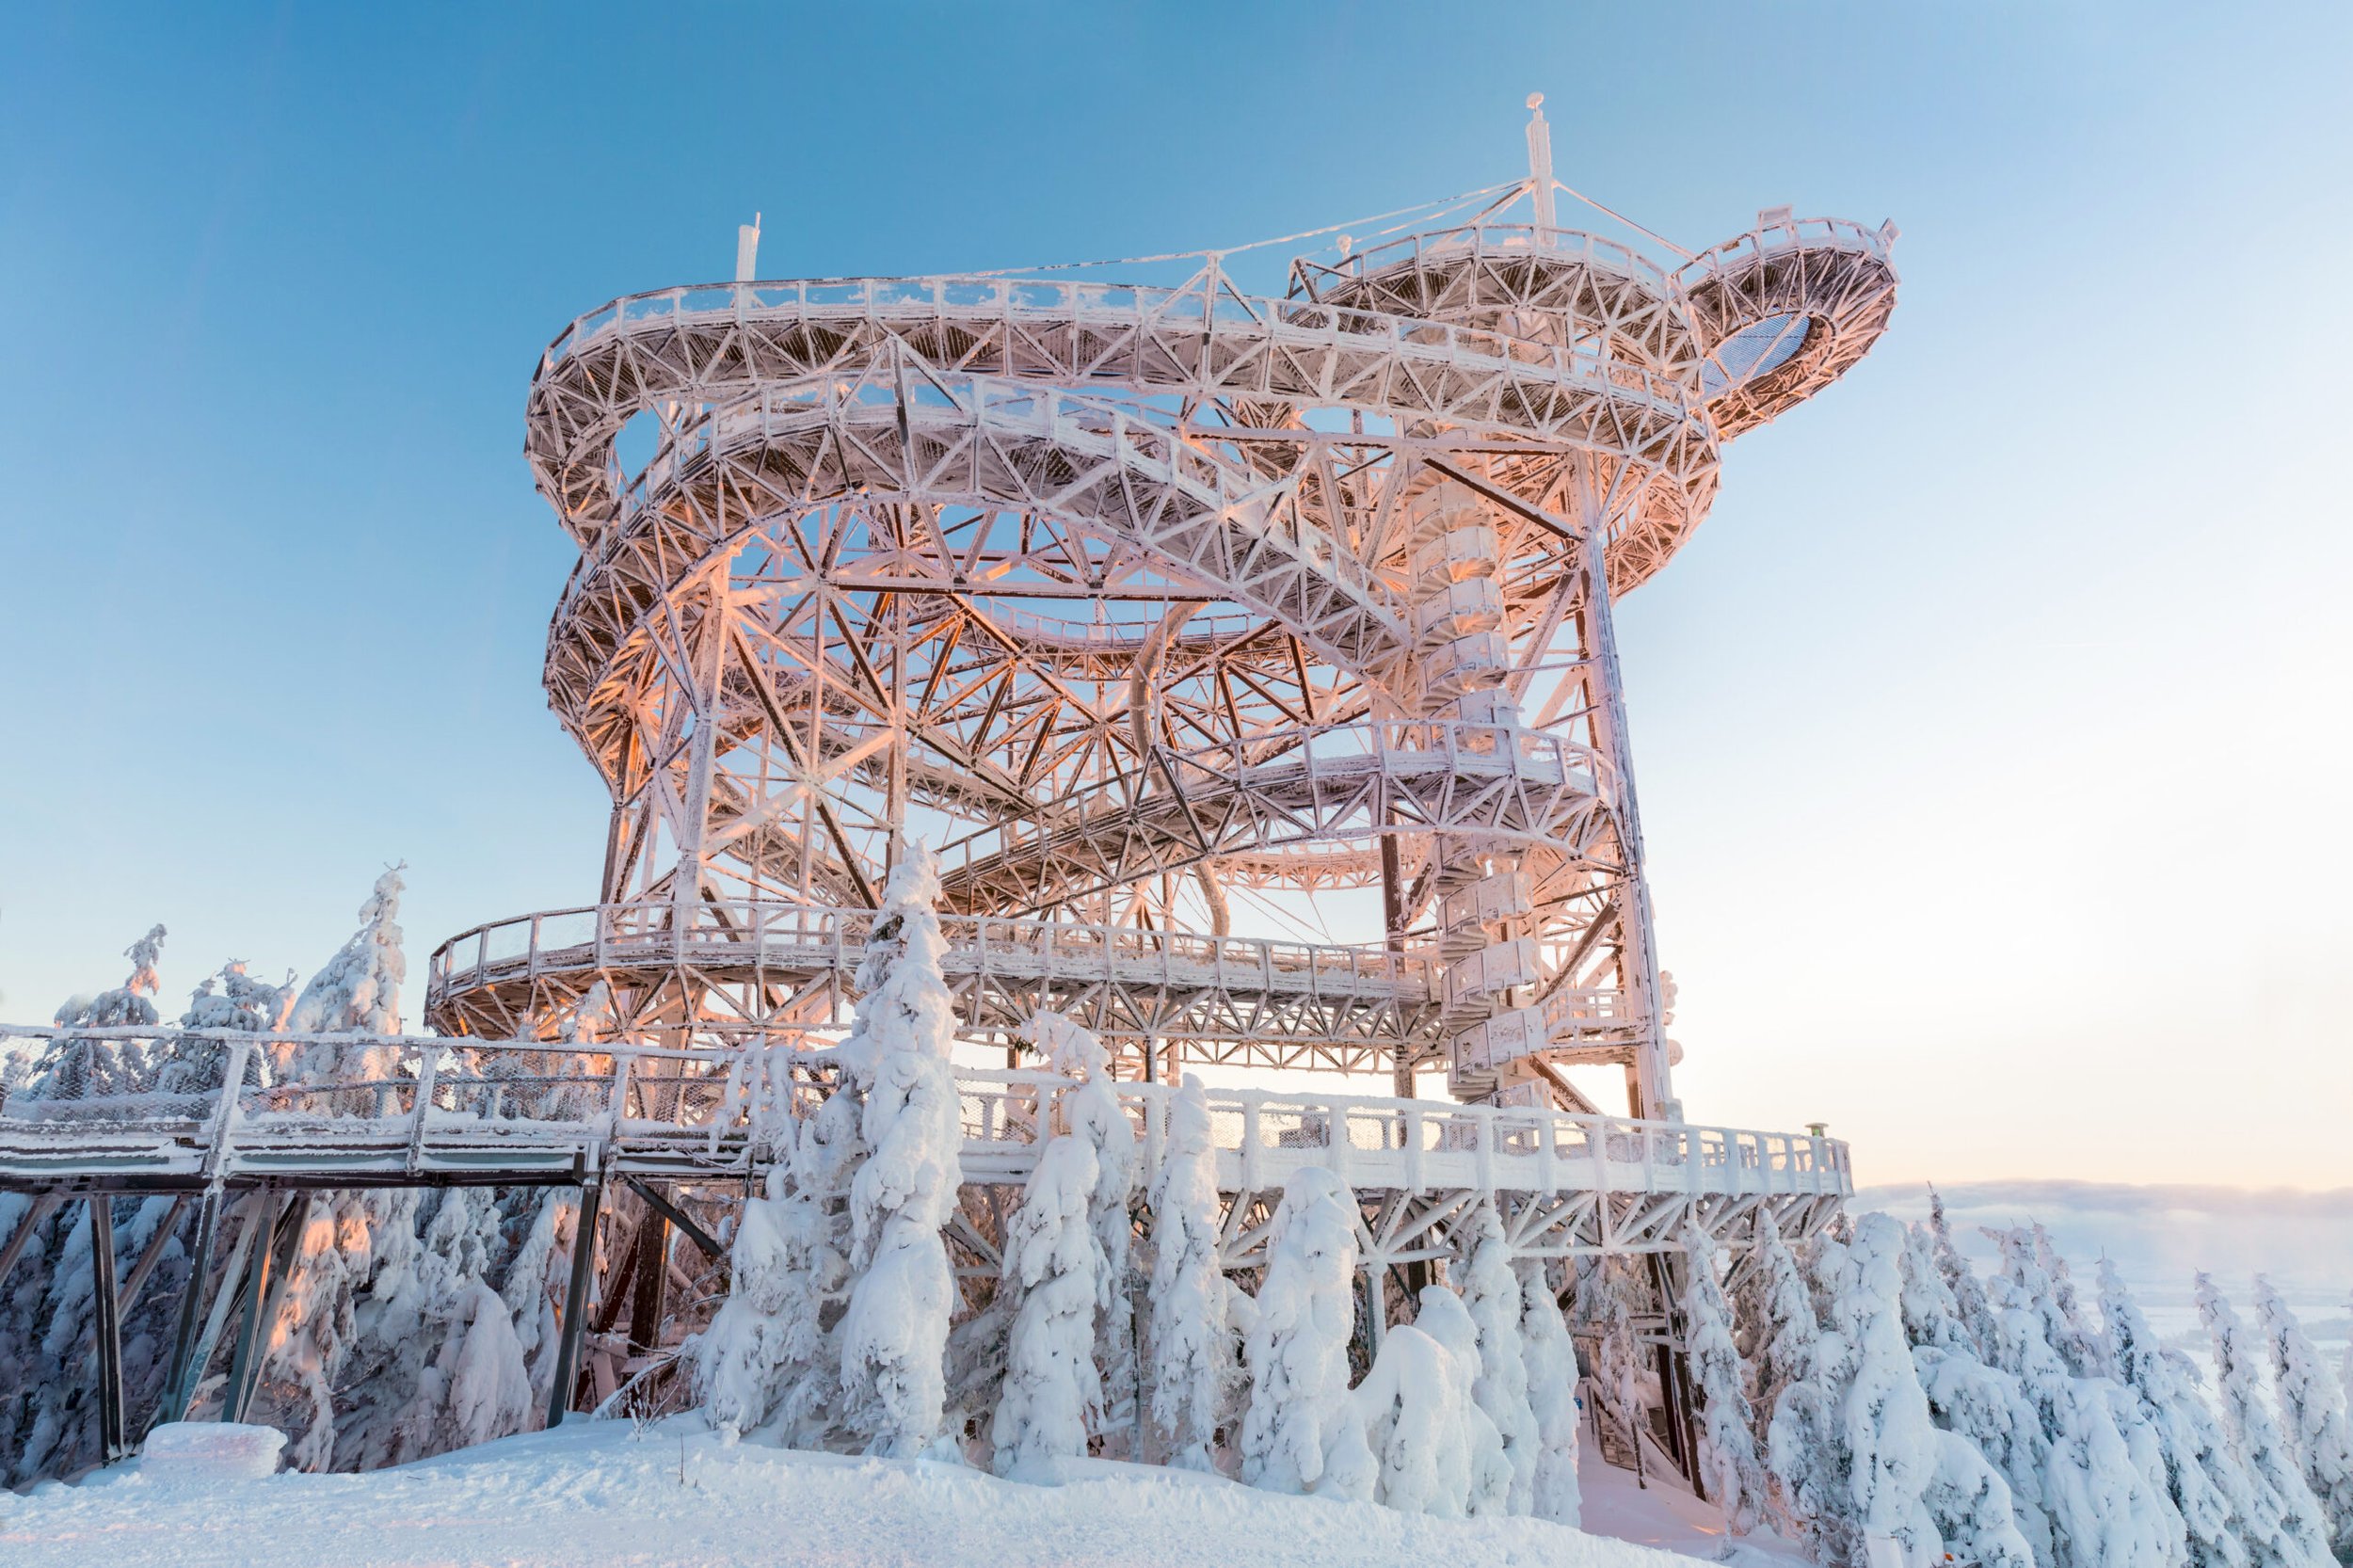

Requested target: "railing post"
[
  {"left": 606, "top": 1053, "right": 632, "bottom": 1133},
  {"left": 1240, "top": 1095, "right": 1262, "bottom": 1194},
  {"left": 406, "top": 1043, "right": 443, "bottom": 1175},
  {"left": 208, "top": 1038, "right": 254, "bottom": 1187}
]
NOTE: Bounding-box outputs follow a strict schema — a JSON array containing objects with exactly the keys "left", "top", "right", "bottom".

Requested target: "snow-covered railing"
[
  {"left": 429, "top": 901, "right": 1439, "bottom": 1013},
  {"left": 534, "top": 268, "right": 1706, "bottom": 426},
  {"left": 0, "top": 1025, "right": 1847, "bottom": 1207}
]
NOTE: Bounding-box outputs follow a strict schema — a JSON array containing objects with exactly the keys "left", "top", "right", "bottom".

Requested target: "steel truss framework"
[
  {"left": 427, "top": 176, "right": 1896, "bottom": 1117},
  {"left": 0, "top": 144, "right": 1897, "bottom": 1481}
]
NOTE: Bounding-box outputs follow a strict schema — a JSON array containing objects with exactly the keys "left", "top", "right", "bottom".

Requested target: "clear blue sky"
[{"left": 3, "top": 3, "right": 2346, "bottom": 1186}]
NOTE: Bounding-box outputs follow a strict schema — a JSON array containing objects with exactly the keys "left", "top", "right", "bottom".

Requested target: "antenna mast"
[{"left": 1524, "top": 94, "right": 1557, "bottom": 232}]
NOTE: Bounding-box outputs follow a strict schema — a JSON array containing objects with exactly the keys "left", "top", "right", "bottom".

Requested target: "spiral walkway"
[{"left": 430, "top": 179, "right": 1896, "bottom": 1115}]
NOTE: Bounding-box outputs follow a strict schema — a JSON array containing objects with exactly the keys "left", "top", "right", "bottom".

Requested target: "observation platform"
[{"left": 422, "top": 897, "right": 1643, "bottom": 1077}]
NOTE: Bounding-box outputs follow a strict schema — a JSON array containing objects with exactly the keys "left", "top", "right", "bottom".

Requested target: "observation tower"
[{"left": 424, "top": 101, "right": 1898, "bottom": 1125}]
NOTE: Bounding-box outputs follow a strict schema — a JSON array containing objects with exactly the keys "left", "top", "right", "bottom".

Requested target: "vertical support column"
[
  {"left": 667, "top": 573, "right": 734, "bottom": 926},
  {"left": 1646, "top": 1250, "right": 1704, "bottom": 1495},
  {"left": 1382, "top": 831, "right": 1414, "bottom": 1100},
  {"left": 546, "top": 1180, "right": 602, "bottom": 1429},
  {"left": 1577, "top": 498, "right": 1677, "bottom": 1121},
  {"left": 627, "top": 1183, "right": 671, "bottom": 1355},
  {"left": 87, "top": 1196, "right": 126, "bottom": 1464},
  {"left": 152, "top": 1187, "right": 225, "bottom": 1432}
]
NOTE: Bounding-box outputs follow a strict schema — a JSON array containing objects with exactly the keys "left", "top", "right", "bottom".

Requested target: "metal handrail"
[{"left": 0, "top": 1023, "right": 1852, "bottom": 1203}]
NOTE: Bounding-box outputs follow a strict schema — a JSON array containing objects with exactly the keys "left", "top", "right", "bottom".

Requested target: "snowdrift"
[{"left": 0, "top": 1416, "right": 1717, "bottom": 1568}]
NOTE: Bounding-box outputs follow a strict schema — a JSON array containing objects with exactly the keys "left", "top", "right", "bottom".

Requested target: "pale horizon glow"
[{"left": 1, "top": 5, "right": 2345, "bottom": 1191}]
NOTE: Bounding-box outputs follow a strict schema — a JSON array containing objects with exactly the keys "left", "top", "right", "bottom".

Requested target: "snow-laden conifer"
[
  {"left": 2032, "top": 1223, "right": 2112, "bottom": 1378},
  {"left": 1238, "top": 1165, "right": 1372, "bottom": 1499},
  {"left": 1458, "top": 1204, "right": 1538, "bottom": 1514},
  {"left": 696, "top": 1167, "right": 801, "bottom": 1442},
  {"left": 1019, "top": 1011, "right": 1138, "bottom": 1452},
  {"left": 1144, "top": 1074, "right": 1233, "bottom": 1472},
  {"left": 254, "top": 868, "right": 418, "bottom": 1472},
  {"left": 1593, "top": 1255, "right": 1655, "bottom": 1482},
  {"left": 2201, "top": 1276, "right": 2338, "bottom": 1568},
  {"left": 2253, "top": 1277, "right": 2353, "bottom": 1561},
  {"left": 2102, "top": 1259, "right": 2287, "bottom": 1568},
  {"left": 1902, "top": 1222, "right": 2057, "bottom": 1565},
  {"left": 1515, "top": 1258, "right": 1583, "bottom": 1526},
  {"left": 1683, "top": 1219, "right": 1769, "bottom": 1534},
  {"left": 1766, "top": 1229, "right": 1858, "bottom": 1565},
  {"left": 992, "top": 1131, "right": 1105, "bottom": 1480},
  {"left": 837, "top": 844, "right": 965, "bottom": 1459},
  {"left": 25, "top": 924, "right": 168, "bottom": 1103},
  {"left": 1840, "top": 1214, "right": 1953, "bottom": 1566},
  {"left": 1754, "top": 1209, "right": 1819, "bottom": 1428},
  {"left": 1353, "top": 1285, "right": 1508, "bottom": 1517},
  {"left": 1981, "top": 1263, "right": 2179, "bottom": 1568},
  {"left": 1929, "top": 1189, "right": 2001, "bottom": 1359}
]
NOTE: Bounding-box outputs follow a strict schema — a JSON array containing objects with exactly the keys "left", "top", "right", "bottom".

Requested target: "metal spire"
[{"left": 1525, "top": 93, "right": 1558, "bottom": 232}]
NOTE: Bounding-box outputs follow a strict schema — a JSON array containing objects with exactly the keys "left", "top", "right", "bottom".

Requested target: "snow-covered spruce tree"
[
  {"left": 25, "top": 923, "right": 168, "bottom": 1102},
  {"left": 2102, "top": 1258, "right": 2304, "bottom": 1568},
  {"left": 2254, "top": 1277, "right": 2353, "bottom": 1561},
  {"left": 1764, "top": 1226, "right": 1859, "bottom": 1565},
  {"left": 1, "top": 929, "right": 219, "bottom": 1483},
  {"left": 1145, "top": 1074, "right": 1235, "bottom": 1472},
  {"left": 1683, "top": 1220, "right": 1770, "bottom": 1534},
  {"left": 2031, "top": 1224, "right": 2112, "bottom": 1379},
  {"left": 1018, "top": 1010, "right": 1139, "bottom": 1454},
  {"left": 1753, "top": 1209, "right": 1818, "bottom": 1431},
  {"left": 1353, "top": 1316, "right": 1474, "bottom": 1516},
  {"left": 1901, "top": 1222, "right": 2057, "bottom": 1566},
  {"left": 1514, "top": 1259, "right": 1582, "bottom": 1526},
  {"left": 837, "top": 843, "right": 965, "bottom": 1460},
  {"left": 1928, "top": 1189, "right": 2002, "bottom": 1361},
  {"left": 696, "top": 1164, "right": 799, "bottom": 1442},
  {"left": 250, "top": 865, "right": 421, "bottom": 1472},
  {"left": 1238, "top": 1165, "right": 1373, "bottom": 1499},
  {"left": 1459, "top": 1204, "right": 1539, "bottom": 1514},
  {"left": 1845, "top": 1214, "right": 2038, "bottom": 1568},
  {"left": 1992, "top": 1226, "right": 2104, "bottom": 1381},
  {"left": 362, "top": 1185, "right": 520, "bottom": 1466},
  {"left": 2201, "top": 1275, "right": 2338, "bottom": 1568},
  {"left": 1980, "top": 1264, "right": 2180, "bottom": 1568},
  {"left": 496, "top": 1185, "right": 574, "bottom": 1418},
  {"left": 992, "top": 1131, "right": 1106, "bottom": 1480},
  {"left": 1594, "top": 1255, "right": 1655, "bottom": 1481},
  {"left": 696, "top": 1073, "right": 869, "bottom": 1448},
  {"left": 1353, "top": 1286, "right": 1510, "bottom": 1517}
]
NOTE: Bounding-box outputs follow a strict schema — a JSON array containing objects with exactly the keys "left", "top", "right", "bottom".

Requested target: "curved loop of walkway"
[
  {"left": 525, "top": 269, "right": 1718, "bottom": 549},
  {"left": 936, "top": 718, "right": 1620, "bottom": 917},
  {"left": 545, "top": 376, "right": 1417, "bottom": 743}
]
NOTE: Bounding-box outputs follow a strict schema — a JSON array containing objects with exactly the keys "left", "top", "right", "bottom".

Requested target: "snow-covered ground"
[{"left": 0, "top": 1416, "right": 1726, "bottom": 1568}]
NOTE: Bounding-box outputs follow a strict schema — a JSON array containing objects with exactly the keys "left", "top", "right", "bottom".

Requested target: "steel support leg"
[
  {"left": 225, "top": 1192, "right": 310, "bottom": 1424},
  {"left": 545, "top": 1181, "right": 601, "bottom": 1430},
  {"left": 152, "top": 1188, "right": 225, "bottom": 1432},
  {"left": 0, "top": 1192, "right": 62, "bottom": 1282},
  {"left": 627, "top": 1183, "right": 670, "bottom": 1354},
  {"left": 87, "top": 1196, "right": 127, "bottom": 1464}
]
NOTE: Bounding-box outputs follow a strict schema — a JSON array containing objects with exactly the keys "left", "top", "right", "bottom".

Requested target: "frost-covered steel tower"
[{"left": 426, "top": 107, "right": 1897, "bottom": 1118}]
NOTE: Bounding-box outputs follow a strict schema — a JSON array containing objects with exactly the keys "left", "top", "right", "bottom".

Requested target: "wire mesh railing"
[{"left": 0, "top": 1023, "right": 1849, "bottom": 1202}]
